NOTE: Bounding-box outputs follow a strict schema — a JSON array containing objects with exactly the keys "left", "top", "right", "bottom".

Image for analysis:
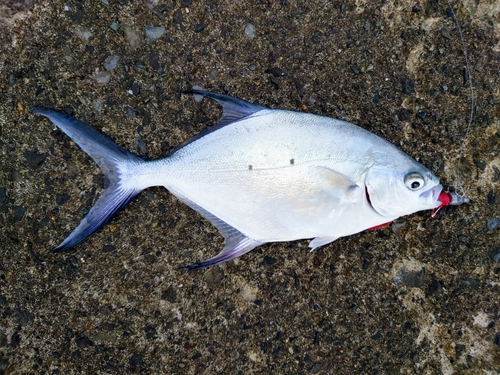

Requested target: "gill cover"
[{"left": 365, "top": 165, "right": 441, "bottom": 218}]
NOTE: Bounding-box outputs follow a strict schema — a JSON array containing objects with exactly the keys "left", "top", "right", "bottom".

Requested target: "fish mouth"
[{"left": 419, "top": 184, "right": 443, "bottom": 205}]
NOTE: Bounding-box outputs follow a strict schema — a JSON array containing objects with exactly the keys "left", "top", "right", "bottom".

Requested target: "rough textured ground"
[{"left": 0, "top": 0, "right": 499, "bottom": 374}]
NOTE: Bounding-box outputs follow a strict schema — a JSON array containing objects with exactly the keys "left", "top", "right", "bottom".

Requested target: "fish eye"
[{"left": 404, "top": 172, "right": 425, "bottom": 190}]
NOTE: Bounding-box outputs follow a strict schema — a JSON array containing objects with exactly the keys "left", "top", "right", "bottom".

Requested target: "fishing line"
[{"left": 446, "top": 0, "right": 475, "bottom": 197}]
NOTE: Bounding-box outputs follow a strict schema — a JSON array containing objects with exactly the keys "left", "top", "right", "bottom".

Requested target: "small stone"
[
  {"left": 123, "top": 25, "right": 142, "bottom": 49},
  {"left": 311, "top": 35, "right": 321, "bottom": 44},
  {"left": 104, "top": 55, "right": 120, "bottom": 70},
  {"left": 486, "top": 218, "right": 500, "bottom": 231},
  {"left": 109, "top": 21, "right": 119, "bottom": 31},
  {"left": 269, "top": 67, "right": 284, "bottom": 77},
  {"left": 416, "top": 110, "right": 426, "bottom": 119},
  {"left": 487, "top": 190, "right": 497, "bottom": 204},
  {"left": 93, "top": 99, "right": 102, "bottom": 116},
  {"left": 192, "top": 85, "right": 204, "bottom": 102},
  {"left": 194, "top": 23, "right": 206, "bottom": 33},
  {"left": 440, "top": 27, "right": 452, "bottom": 40},
  {"left": 161, "top": 286, "right": 177, "bottom": 302},
  {"left": 144, "top": 325, "right": 157, "bottom": 340},
  {"left": 95, "top": 71, "right": 111, "bottom": 84},
  {"left": 392, "top": 267, "right": 426, "bottom": 287},
  {"left": 134, "top": 137, "right": 146, "bottom": 156},
  {"left": 351, "top": 65, "right": 360, "bottom": 74},
  {"left": 149, "top": 50, "right": 160, "bottom": 70},
  {"left": 0, "top": 188, "right": 6, "bottom": 203},
  {"left": 245, "top": 24, "right": 255, "bottom": 38},
  {"left": 24, "top": 151, "right": 47, "bottom": 168},
  {"left": 75, "top": 337, "right": 94, "bottom": 348},
  {"left": 474, "top": 159, "right": 486, "bottom": 170},
  {"left": 56, "top": 194, "right": 70, "bottom": 206},
  {"left": 310, "top": 363, "right": 323, "bottom": 374},
  {"left": 487, "top": 95, "right": 498, "bottom": 105},
  {"left": 13, "top": 206, "right": 27, "bottom": 221},
  {"left": 262, "top": 256, "right": 277, "bottom": 266},
  {"left": 488, "top": 248, "right": 500, "bottom": 263},
  {"left": 401, "top": 78, "right": 415, "bottom": 94},
  {"left": 102, "top": 244, "right": 115, "bottom": 253},
  {"left": 412, "top": 4, "right": 422, "bottom": 12},
  {"left": 74, "top": 26, "right": 93, "bottom": 41},
  {"left": 494, "top": 332, "right": 500, "bottom": 347},
  {"left": 130, "top": 83, "right": 140, "bottom": 95},
  {"left": 145, "top": 26, "right": 165, "bottom": 42},
  {"left": 204, "top": 267, "right": 224, "bottom": 284},
  {"left": 129, "top": 353, "right": 143, "bottom": 368}
]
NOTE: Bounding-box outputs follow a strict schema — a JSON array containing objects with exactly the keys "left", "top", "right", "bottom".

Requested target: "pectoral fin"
[
  {"left": 315, "top": 166, "right": 360, "bottom": 202},
  {"left": 308, "top": 236, "right": 338, "bottom": 250}
]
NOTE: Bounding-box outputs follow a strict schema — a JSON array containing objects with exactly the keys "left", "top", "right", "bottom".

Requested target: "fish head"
[{"left": 365, "top": 163, "right": 442, "bottom": 218}]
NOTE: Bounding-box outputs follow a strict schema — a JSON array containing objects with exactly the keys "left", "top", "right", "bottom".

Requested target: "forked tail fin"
[{"left": 34, "top": 108, "right": 145, "bottom": 251}]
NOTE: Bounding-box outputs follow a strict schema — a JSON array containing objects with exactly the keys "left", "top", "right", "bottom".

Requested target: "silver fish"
[{"left": 34, "top": 90, "right": 453, "bottom": 269}]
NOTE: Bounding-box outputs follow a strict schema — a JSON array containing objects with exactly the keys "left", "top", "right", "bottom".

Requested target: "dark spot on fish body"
[
  {"left": 248, "top": 165, "right": 253, "bottom": 170},
  {"left": 290, "top": 158, "right": 294, "bottom": 165}
]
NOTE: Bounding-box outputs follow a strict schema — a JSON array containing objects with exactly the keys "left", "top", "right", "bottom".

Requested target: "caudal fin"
[{"left": 34, "top": 108, "right": 144, "bottom": 251}]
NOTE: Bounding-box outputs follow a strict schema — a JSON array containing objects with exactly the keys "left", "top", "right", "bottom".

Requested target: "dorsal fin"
[
  {"left": 189, "top": 89, "right": 268, "bottom": 126},
  {"left": 168, "top": 90, "right": 269, "bottom": 156}
]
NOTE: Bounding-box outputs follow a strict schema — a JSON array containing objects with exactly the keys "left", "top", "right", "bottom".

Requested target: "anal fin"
[
  {"left": 168, "top": 187, "right": 265, "bottom": 269},
  {"left": 181, "top": 235, "right": 263, "bottom": 270}
]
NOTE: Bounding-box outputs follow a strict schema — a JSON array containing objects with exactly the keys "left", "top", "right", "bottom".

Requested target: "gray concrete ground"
[{"left": 0, "top": 0, "right": 499, "bottom": 373}]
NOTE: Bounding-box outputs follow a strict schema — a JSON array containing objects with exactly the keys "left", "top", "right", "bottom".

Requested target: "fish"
[{"left": 33, "top": 89, "right": 467, "bottom": 269}]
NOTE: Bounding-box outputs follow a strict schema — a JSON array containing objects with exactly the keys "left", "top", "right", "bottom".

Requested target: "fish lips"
[{"left": 419, "top": 183, "right": 443, "bottom": 208}]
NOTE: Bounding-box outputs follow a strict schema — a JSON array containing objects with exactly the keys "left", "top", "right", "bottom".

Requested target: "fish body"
[{"left": 34, "top": 90, "right": 443, "bottom": 269}]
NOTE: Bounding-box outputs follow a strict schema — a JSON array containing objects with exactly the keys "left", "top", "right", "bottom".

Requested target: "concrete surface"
[{"left": 0, "top": 0, "right": 499, "bottom": 373}]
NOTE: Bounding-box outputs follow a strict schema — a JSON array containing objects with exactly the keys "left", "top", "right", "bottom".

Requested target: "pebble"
[
  {"left": 74, "top": 26, "right": 93, "bottom": 41},
  {"left": 109, "top": 21, "right": 119, "bottom": 31},
  {"left": 194, "top": 23, "right": 206, "bottom": 33},
  {"left": 192, "top": 85, "right": 204, "bottom": 102},
  {"left": 161, "top": 286, "right": 177, "bottom": 302},
  {"left": 401, "top": 78, "right": 415, "bottom": 94},
  {"left": 145, "top": 26, "right": 165, "bottom": 42},
  {"left": 134, "top": 137, "right": 147, "bottom": 156},
  {"left": 75, "top": 337, "right": 93, "bottom": 348},
  {"left": 56, "top": 194, "right": 70, "bottom": 206},
  {"left": 269, "top": 67, "right": 284, "bottom": 77},
  {"left": 23, "top": 151, "right": 47, "bottom": 168},
  {"left": 245, "top": 24, "right": 255, "bottom": 38},
  {"left": 262, "top": 256, "right": 277, "bottom": 266},
  {"left": 487, "top": 218, "right": 500, "bottom": 231},
  {"left": 95, "top": 71, "right": 111, "bottom": 84},
  {"left": 204, "top": 267, "right": 224, "bottom": 284},
  {"left": 129, "top": 353, "right": 143, "bottom": 368},
  {"left": 93, "top": 99, "right": 102, "bottom": 116},
  {"left": 488, "top": 248, "right": 500, "bottom": 263},
  {"left": 0, "top": 188, "right": 6, "bottom": 203},
  {"left": 123, "top": 25, "right": 142, "bottom": 49},
  {"left": 104, "top": 55, "right": 120, "bottom": 70},
  {"left": 130, "top": 83, "right": 141, "bottom": 95},
  {"left": 392, "top": 267, "right": 426, "bottom": 287}
]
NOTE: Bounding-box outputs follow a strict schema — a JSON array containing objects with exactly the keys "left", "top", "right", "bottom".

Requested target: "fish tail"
[{"left": 34, "top": 108, "right": 147, "bottom": 251}]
